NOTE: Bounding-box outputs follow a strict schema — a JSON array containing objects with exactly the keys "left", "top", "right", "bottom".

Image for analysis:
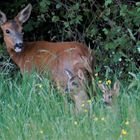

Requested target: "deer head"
[
  {"left": 0, "top": 4, "right": 32, "bottom": 52},
  {"left": 99, "top": 80, "right": 120, "bottom": 105}
]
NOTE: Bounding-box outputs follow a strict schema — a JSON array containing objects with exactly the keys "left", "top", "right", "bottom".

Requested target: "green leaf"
[
  {"left": 102, "top": 28, "right": 109, "bottom": 35},
  {"left": 56, "top": 3, "right": 62, "bottom": 9},
  {"left": 52, "top": 16, "right": 60, "bottom": 23},
  {"left": 75, "top": 15, "right": 83, "bottom": 24},
  {"left": 136, "top": 2, "right": 140, "bottom": 6},
  {"left": 120, "top": 5, "right": 128, "bottom": 17},
  {"left": 127, "top": 28, "right": 136, "bottom": 41},
  {"left": 105, "top": 0, "right": 113, "bottom": 7},
  {"left": 64, "top": 22, "right": 70, "bottom": 28},
  {"left": 104, "top": 42, "right": 115, "bottom": 50}
]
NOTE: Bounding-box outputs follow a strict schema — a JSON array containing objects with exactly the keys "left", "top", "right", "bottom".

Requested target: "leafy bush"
[{"left": 0, "top": 0, "right": 139, "bottom": 81}]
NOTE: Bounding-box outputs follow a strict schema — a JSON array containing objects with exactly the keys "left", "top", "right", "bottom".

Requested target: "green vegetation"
[
  {"left": 0, "top": 72, "right": 140, "bottom": 140},
  {"left": 0, "top": 0, "right": 140, "bottom": 140},
  {"left": 0, "top": 0, "right": 139, "bottom": 80}
]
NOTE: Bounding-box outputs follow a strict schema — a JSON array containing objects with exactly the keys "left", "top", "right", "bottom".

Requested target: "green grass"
[{"left": 0, "top": 72, "right": 140, "bottom": 140}]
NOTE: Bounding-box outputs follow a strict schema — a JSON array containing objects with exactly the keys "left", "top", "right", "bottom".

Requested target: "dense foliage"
[{"left": 0, "top": 0, "right": 140, "bottom": 81}]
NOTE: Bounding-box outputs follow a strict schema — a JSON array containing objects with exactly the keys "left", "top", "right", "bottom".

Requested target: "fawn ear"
[
  {"left": 64, "top": 69, "right": 74, "bottom": 92},
  {"left": 0, "top": 10, "right": 7, "bottom": 25},
  {"left": 64, "top": 69, "right": 74, "bottom": 79},
  {"left": 81, "top": 56, "right": 93, "bottom": 74},
  {"left": 113, "top": 80, "right": 120, "bottom": 95},
  {"left": 98, "top": 84, "right": 108, "bottom": 94},
  {"left": 15, "top": 4, "right": 32, "bottom": 24},
  {"left": 77, "top": 69, "right": 85, "bottom": 81}
]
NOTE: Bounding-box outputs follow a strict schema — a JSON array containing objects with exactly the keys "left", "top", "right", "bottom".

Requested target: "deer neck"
[
  {"left": 6, "top": 44, "right": 24, "bottom": 70},
  {"left": 6, "top": 43, "right": 36, "bottom": 73}
]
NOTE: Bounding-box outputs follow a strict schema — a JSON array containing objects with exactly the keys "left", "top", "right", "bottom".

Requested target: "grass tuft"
[{"left": 0, "top": 71, "right": 140, "bottom": 140}]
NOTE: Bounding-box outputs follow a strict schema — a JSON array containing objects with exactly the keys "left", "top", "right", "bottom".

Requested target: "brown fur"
[{"left": 0, "top": 4, "right": 94, "bottom": 112}]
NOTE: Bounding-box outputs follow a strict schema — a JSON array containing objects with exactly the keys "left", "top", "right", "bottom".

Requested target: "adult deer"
[{"left": 0, "top": 4, "right": 94, "bottom": 112}]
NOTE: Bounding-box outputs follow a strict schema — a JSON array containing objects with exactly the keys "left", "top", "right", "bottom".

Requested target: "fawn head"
[
  {"left": 99, "top": 81, "right": 120, "bottom": 105},
  {"left": 64, "top": 69, "right": 90, "bottom": 112},
  {"left": 0, "top": 4, "right": 32, "bottom": 52},
  {"left": 64, "top": 69, "right": 86, "bottom": 94}
]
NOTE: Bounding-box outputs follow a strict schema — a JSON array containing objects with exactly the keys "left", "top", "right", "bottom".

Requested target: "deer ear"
[
  {"left": 98, "top": 84, "right": 108, "bottom": 94},
  {"left": 0, "top": 10, "right": 7, "bottom": 25},
  {"left": 64, "top": 69, "right": 74, "bottom": 79},
  {"left": 15, "top": 4, "right": 32, "bottom": 24},
  {"left": 113, "top": 80, "right": 120, "bottom": 95}
]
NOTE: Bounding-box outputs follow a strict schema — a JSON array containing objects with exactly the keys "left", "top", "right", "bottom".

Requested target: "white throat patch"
[{"left": 15, "top": 47, "right": 22, "bottom": 53}]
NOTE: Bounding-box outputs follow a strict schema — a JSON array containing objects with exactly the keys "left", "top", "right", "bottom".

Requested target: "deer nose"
[{"left": 15, "top": 43, "right": 23, "bottom": 48}]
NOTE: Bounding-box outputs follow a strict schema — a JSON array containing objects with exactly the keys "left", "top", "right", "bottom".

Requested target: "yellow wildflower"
[
  {"left": 106, "top": 80, "right": 111, "bottom": 85},
  {"left": 40, "top": 130, "right": 43, "bottom": 134},
  {"left": 125, "top": 121, "right": 129, "bottom": 125},
  {"left": 37, "top": 84, "right": 43, "bottom": 88},
  {"left": 84, "top": 109, "right": 88, "bottom": 113},
  {"left": 98, "top": 80, "right": 102, "bottom": 84},
  {"left": 81, "top": 103, "right": 85, "bottom": 107},
  {"left": 87, "top": 100, "right": 92, "bottom": 104},
  {"left": 101, "top": 117, "right": 105, "bottom": 121},
  {"left": 94, "top": 117, "right": 98, "bottom": 121},
  {"left": 121, "top": 129, "right": 127, "bottom": 135},
  {"left": 74, "top": 121, "right": 78, "bottom": 125},
  {"left": 95, "top": 73, "right": 98, "bottom": 77},
  {"left": 39, "top": 85, "right": 43, "bottom": 88}
]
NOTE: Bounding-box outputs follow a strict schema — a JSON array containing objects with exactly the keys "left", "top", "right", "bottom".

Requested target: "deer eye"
[{"left": 6, "top": 29, "right": 10, "bottom": 34}]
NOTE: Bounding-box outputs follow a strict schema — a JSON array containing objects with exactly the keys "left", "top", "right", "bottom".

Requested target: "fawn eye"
[
  {"left": 109, "top": 95, "right": 112, "bottom": 99},
  {"left": 6, "top": 29, "right": 10, "bottom": 34},
  {"left": 72, "top": 81, "right": 79, "bottom": 87}
]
